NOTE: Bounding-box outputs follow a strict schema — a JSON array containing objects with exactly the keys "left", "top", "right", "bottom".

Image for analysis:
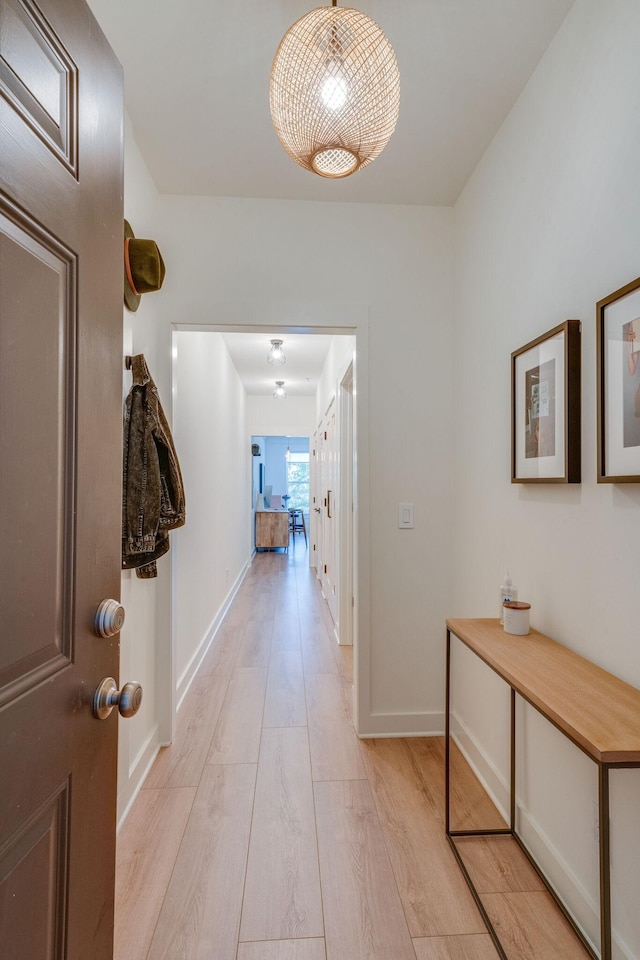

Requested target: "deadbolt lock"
[{"left": 95, "top": 599, "right": 125, "bottom": 638}]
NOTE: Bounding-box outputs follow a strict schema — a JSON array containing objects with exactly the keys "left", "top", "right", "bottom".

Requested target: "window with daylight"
[{"left": 286, "top": 454, "right": 310, "bottom": 511}]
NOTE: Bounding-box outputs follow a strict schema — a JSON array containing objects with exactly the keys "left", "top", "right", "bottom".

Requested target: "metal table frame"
[{"left": 445, "top": 626, "right": 637, "bottom": 960}]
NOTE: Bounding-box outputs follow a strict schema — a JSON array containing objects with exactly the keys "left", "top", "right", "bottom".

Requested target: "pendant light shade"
[
  {"left": 270, "top": 5, "right": 400, "bottom": 179},
  {"left": 273, "top": 380, "right": 287, "bottom": 398}
]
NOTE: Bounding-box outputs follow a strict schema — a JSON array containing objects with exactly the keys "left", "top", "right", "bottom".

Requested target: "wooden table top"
[{"left": 447, "top": 618, "right": 640, "bottom": 764}]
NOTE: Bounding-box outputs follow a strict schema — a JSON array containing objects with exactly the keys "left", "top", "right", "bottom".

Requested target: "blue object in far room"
[{"left": 264, "top": 485, "right": 272, "bottom": 507}]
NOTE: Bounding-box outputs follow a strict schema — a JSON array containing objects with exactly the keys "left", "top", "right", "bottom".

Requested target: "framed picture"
[
  {"left": 511, "top": 319, "right": 581, "bottom": 483},
  {"left": 597, "top": 276, "right": 640, "bottom": 482}
]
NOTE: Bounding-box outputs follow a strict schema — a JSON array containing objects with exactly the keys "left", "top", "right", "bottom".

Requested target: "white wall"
[
  {"left": 453, "top": 2, "right": 640, "bottom": 955},
  {"left": 156, "top": 195, "right": 455, "bottom": 735},
  {"left": 246, "top": 393, "right": 315, "bottom": 437},
  {"left": 117, "top": 114, "right": 171, "bottom": 823},
  {"left": 173, "top": 331, "right": 250, "bottom": 699}
]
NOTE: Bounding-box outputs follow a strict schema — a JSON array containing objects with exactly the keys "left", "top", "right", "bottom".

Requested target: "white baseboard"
[
  {"left": 358, "top": 710, "right": 445, "bottom": 738},
  {"left": 450, "top": 713, "right": 510, "bottom": 822},
  {"left": 176, "top": 560, "right": 248, "bottom": 709},
  {"left": 116, "top": 723, "right": 161, "bottom": 831},
  {"left": 517, "top": 802, "right": 598, "bottom": 955}
]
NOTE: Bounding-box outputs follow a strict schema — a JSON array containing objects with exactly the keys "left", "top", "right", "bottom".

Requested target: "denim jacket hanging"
[{"left": 122, "top": 354, "right": 186, "bottom": 578}]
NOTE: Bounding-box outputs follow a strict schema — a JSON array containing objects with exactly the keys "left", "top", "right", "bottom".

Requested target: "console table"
[
  {"left": 446, "top": 618, "right": 640, "bottom": 960},
  {"left": 255, "top": 510, "right": 289, "bottom": 550}
]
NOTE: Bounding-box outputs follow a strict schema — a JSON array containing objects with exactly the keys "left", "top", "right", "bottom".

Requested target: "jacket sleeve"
[
  {"left": 122, "top": 380, "right": 162, "bottom": 562},
  {"left": 152, "top": 384, "right": 186, "bottom": 532}
]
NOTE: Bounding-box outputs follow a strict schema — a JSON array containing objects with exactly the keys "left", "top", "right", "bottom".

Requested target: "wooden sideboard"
[
  {"left": 255, "top": 510, "right": 289, "bottom": 550},
  {"left": 445, "top": 618, "right": 640, "bottom": 960}
]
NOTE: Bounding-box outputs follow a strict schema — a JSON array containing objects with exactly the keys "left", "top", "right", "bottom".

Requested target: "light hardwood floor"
[{"left": 115, "top": 547, "right": 591, "bottom": 960}]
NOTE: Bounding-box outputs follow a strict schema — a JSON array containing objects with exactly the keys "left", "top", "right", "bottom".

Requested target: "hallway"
[{"left": 113, "top": 547, "right": 587, "bottom": 960}]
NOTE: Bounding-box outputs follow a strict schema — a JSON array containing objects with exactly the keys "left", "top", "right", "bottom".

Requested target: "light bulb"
[
  {"left": 273, "top": 381, "right": 287, "bottom": 399},
  {"left": 267, "top": 339, "right": 286, "bottom": 365},
  {"left": 321, "top": 74, "right": 347, "bottom": 110}
]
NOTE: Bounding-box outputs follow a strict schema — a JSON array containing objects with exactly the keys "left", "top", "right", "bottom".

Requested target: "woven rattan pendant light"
[{"left": 270, "top": 2, "right": 400, "bottom": 179}]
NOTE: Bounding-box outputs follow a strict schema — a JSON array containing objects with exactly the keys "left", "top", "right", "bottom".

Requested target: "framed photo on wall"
[
  {"left": 511, "top": 319, "right": 581, "bottom": 483},
  {"left": 597, "top": 276, "right": 640, "bottom": 482}
]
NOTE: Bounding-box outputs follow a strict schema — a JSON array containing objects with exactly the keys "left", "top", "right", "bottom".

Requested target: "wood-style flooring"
[{"left": 115, "top": 546, "right": 592, "bottom": 960}]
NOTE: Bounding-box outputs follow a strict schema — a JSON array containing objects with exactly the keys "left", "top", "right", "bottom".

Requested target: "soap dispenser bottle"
[{"left": 499, "top": 572, "right": 517, "bottom": 624}]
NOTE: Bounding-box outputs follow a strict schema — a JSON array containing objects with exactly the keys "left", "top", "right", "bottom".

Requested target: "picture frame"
[
  {"left": 597, "top": 276, "right": 640, "bottom": 482},
  {"left": 511, "top": 319, "right": 581, "bottom": 483}
]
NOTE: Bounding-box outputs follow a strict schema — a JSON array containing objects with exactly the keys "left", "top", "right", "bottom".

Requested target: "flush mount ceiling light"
[
  {"left": 270, "top": 1, "right": 400, "bottom": 179},
  {"left": 267, "top": 339, "right": 286, "bottom": 365},
  {"left": 273, "top": 380, "right": 287, "bottom": 398}
]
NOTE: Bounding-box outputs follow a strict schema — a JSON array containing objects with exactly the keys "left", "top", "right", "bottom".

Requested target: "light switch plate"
[{"left": 398, "top": 503, "right": 414, "bottom": 529}]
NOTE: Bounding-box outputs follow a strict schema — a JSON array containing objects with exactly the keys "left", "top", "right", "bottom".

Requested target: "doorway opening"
[
  {"left": 252, "top": 435, "right": 310, "bottom": 511},
  {"left": 252, "top": 434, "right": 310, "bottom": 553},
  {"left": 167, "top": 317, "right": 370, "bottom": 736}
]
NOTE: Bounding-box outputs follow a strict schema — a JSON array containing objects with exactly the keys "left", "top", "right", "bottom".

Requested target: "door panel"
[
  {"left": 0, "top": 0, "right": 123, "bottom": 956},
  {"left": 0, "top": 782, "right": 69, "bottom": 960},
  {"left": 0, "top": 207, "right": 74, "bottom": 698},
  {"left": 0, "top": 0, "right": 77, "bottom": 171}
]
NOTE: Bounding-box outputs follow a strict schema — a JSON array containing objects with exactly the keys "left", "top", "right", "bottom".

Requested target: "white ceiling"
[
  {"left": 87, "top": 0, "right": 575, "bottom": 207},
  {"left": 88, "top": 0, "right": 574, "bottom": 395},
  {"left": 220, "top": 331, "right": 335, "bottom": 397}
]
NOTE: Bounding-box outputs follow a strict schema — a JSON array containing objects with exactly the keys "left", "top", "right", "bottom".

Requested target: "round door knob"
[
  {"left": 95, "top": 599, "right": 125, "bottom": 638},
  {"left": 93, "top": 678, "right": 143, "bottom": 720}
]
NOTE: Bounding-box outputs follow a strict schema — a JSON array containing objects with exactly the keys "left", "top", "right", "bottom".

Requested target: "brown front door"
[{"left": 0, "top": 0, "right": 123, "bottom": 956}]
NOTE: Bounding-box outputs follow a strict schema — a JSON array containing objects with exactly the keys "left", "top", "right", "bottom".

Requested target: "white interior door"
[
  {"left": 320, "top": 400, "right": 338, "bottom": 624},
  {"left": 310, "top": 429, "right": 320, "bottom": 570}
]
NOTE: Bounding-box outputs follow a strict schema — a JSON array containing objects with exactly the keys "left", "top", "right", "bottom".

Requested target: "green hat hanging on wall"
[{"left": 124, "top": 219, "right": 166, "bottom": 312}]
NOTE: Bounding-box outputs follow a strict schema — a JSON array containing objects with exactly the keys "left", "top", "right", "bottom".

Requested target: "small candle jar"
[{"left": 503, "top": 600, "right": 531, "bottom": 636}]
